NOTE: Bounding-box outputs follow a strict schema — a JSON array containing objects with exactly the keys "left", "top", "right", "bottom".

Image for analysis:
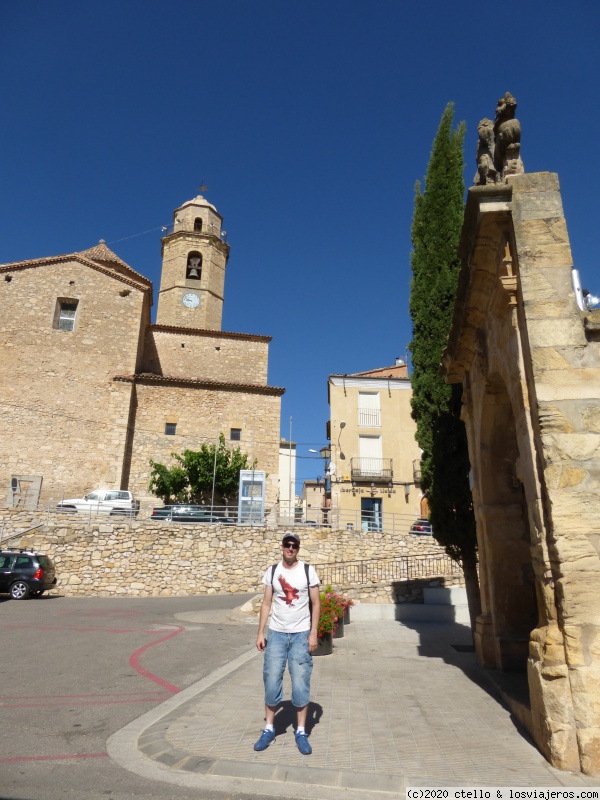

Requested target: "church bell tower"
[{"left": 156, "top": 195, "right": 230, "bottom": 330}]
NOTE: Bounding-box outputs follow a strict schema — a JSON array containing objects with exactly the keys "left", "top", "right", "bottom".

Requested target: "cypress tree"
[{"left": 408, "top": 104, "right": 480, "bottom": 627}]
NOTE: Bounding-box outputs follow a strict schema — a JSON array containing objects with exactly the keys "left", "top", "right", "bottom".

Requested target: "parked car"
[
  {"left": 150, "top": 505, "right": 236, "bottom": 524},
  {"left": 57, "top": 489, "right": 139, "bottom": 516},
  {"left": 409, "top": 518, "right": 433, "bottom": 535},
  {"left": 0, "top": 549, "right": 57, "bottom": 599}
]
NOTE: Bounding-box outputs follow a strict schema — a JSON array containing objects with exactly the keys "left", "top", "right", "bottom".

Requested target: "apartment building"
[{"left": 325, "top": 359, "right": 423, "bottom": 531}]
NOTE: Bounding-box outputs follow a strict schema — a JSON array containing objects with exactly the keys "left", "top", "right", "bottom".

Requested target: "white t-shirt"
[{"left": 262, "top": 560, "right": 320, "bottom": 634}]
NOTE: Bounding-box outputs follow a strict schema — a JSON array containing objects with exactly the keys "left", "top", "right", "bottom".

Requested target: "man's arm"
[
  {"left": 256, "top": 584, "right": 274, "bottom": 651},
  {"left": 308, "top": 585, "right": 320, "bottom": 653}
]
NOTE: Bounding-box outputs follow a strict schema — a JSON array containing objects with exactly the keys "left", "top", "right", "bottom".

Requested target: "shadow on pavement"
[
  {"left": 398, "top": 614, "right": 535, "bottom": 749},
  {"left": 273, "top": 700, "right": 323, "bottom": 736}
]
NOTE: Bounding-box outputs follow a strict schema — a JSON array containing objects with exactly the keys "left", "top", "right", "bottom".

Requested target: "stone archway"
[
  {"left": 478, "top": 373, "right": 538, "bottom": 672},
  {"left": 443, "top": 172, "right": 600, "bottom": 774}
]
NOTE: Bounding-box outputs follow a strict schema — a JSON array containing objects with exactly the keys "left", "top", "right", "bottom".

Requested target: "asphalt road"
[{"left": 0, "top": 593, "right": 275, "bottom": 800}]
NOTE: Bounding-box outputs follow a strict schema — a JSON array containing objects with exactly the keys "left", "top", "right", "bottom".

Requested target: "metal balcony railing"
[
  {"left": 358, "top": 408, "right": 381, "bottom": 427},
  {"left": 350, "top": 457, "right": 393, "bottom": 481}
]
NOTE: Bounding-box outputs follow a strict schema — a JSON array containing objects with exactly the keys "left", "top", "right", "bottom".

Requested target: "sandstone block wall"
[
  {"left": 125, "top": 382, "right": 282, "bottom": 505},
  {"left": 0, "top": 506, "right": 458, "bottom": 601},
  {"left": 142, "top": 327, "right": 270, "bottom": 384},
  {"left": 511, "top": 174, "right": 600, "bottom": 775},
  {"left": 0, "top": 259, "right": 146, "bottom": 499}
]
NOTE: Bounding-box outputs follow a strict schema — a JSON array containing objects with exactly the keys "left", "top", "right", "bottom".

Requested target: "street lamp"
[{"left": 318, "top": 446, "right": 332, "bottom": 526}]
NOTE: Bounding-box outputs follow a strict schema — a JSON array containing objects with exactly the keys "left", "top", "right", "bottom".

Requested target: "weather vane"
[{"left": 199, "top": 179, "right": 208, "bottom": 194}]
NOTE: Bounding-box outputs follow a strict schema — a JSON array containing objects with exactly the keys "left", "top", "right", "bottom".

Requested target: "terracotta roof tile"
[
  {"left": 113, "top": 372, "right": 285, "bottom": 396},
  {"left": 150, "top": 324, "right": 271, "bottom": 342}
]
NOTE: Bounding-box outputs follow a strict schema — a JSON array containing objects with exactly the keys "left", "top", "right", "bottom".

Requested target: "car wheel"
[{"left": 10, "top": 581, "right": 30, "bottom": 600}]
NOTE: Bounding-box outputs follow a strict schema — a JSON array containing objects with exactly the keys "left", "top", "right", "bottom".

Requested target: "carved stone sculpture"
[
  {"left": 493, "top": 92, "right": 524, "bottom": 179},
  {"left": 474, "top": 118, "right": 498, "bottom": 185},
  {"left": 473, "top": 92, "right": 524, "bottom": 185}
]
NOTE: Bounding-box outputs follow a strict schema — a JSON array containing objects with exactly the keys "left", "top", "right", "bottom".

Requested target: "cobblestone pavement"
[{"left": 109, "top": 619, "right": 600, "bottom": 799}]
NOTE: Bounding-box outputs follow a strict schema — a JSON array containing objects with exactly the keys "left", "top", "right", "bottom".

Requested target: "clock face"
[{"left": 182, "top": 292, "right": 200, "bottom": 309}]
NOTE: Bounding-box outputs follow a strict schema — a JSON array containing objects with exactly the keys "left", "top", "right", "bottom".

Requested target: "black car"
[
  {"left": 150, "top": 505, "right": 236, "bottom": 524},
  {"left": 0, "top": 549, "right": 57, "bottom": 599}
]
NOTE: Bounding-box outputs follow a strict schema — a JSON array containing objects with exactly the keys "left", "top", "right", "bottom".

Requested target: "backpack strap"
[
  {"left": 305, "top": 563, "right": 313, "bottom": 619},
  {"left": 271, "top": 563, "right": 277, "bottom": 586}
]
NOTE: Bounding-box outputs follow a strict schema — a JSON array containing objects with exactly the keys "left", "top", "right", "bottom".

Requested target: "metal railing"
[
  {"left": 5, "top": 497, "right": 429, "bottom": 537},
  {"left": 350, "top": 457, "right": 393, "bottom": 481},
  {"left": 313, "top": 553, "right": 461, "bottom": 586},
  {"left": 358, "top": 408, "right": 381, "bottom": 427},
  {"left": 8, "top": 497, "right": 251, "bottom": 525},
  {"left": 278, "top": 507, "right": 431, "bottom": 537}
]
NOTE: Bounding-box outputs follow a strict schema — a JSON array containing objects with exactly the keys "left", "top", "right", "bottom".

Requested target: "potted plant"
[
  {"left": 332, "top": 591, "right": 354, "bottom": 638},
  {"left": 315, "top": 586, "right": 346, "bottom": 653},
  {"left": 342, "top": 594, "right": 354, "bottom": 626}
]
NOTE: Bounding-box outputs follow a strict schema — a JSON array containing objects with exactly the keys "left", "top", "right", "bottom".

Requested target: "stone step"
[
  {"left": 352, "top": 587, "right": 470, "bottom": 626},
  {"left": 423, "top": 587, "right": 467, "bottom": 605}
]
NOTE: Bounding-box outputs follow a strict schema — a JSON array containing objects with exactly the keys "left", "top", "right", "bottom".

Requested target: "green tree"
[
  {"left": 148, "top": 460, "right": 188, "bottom": 505},
  {"left": 408, "top": 103, "right": 480, "bottom": 628},
  {"left": 148, "top": 434, "right": 255, "bottom": 505}
]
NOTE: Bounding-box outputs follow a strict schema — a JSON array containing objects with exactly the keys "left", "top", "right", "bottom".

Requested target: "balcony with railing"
[
  {"left": 350, "top": 457, "right": 393, "bottom": 482},
  {"left": 358, "top": 407, "right": 381, "bottom": 427}
]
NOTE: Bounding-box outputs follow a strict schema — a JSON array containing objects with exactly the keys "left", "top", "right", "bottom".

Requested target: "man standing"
[{"left": 254, "top": 532, "right": 320, "bottom": 755}]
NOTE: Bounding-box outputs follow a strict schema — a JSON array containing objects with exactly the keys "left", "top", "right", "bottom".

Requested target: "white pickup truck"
[{"left": 57, "top": 489, "right": 140, "bottom": 516}]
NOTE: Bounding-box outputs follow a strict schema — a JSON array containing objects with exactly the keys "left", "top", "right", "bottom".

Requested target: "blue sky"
[{"left": 2, "top": 1, "right": 599, "bottom": 492}]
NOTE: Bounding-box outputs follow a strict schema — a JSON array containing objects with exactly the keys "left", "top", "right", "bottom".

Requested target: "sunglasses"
[{"left": 283, "top": 541, "right": 299, "bottom": 550}]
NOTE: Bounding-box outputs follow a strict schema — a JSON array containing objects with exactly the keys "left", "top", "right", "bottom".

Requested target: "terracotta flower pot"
[{"left": 314, "top": 632, "right": 333, "bottom": 656}]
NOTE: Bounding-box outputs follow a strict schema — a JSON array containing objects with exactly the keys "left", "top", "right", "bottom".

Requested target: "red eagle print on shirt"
[{"left": 278, "top": 574, "right": 299, "bottom": 605}]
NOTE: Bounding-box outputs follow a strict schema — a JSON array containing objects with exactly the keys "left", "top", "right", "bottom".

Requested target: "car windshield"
[{"left": 86, "top": 492, "right": 100, "bottom": 500}]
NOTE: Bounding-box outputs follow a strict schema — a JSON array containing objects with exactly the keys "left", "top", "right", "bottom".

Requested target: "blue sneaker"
[
  {"left": 295, "top": 731, "right": 312, "bottom": 755},
  {"left": 253, "top": 728, "right": 275, "bottom": 751}
]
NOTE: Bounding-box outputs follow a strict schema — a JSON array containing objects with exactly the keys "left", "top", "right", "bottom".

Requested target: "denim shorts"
[{"left": 263, "top": 629, "right": 313, "bottom": 708}]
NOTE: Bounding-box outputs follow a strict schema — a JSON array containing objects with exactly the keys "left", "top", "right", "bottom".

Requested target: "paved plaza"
[{"left": 108, "top": 616, "right": 600, "bottom": 799}]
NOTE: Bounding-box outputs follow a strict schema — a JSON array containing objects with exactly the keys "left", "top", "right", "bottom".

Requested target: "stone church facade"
[{"left": 0, "top": 195, "right": 283, "bottom": 507}]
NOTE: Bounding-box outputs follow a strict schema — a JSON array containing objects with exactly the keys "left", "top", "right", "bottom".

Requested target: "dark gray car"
[{"left": 0, "top": 550, "right": 57, "bottom": 599}]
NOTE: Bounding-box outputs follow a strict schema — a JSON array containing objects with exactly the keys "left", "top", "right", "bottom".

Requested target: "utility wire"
[{"left": 107, "top": 225, "right": 170, "bottom": 246}]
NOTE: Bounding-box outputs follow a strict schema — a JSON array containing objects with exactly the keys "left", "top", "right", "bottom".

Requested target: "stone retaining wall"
[{"left": 0, "top": 507, "right": 461, "bottom": 602}]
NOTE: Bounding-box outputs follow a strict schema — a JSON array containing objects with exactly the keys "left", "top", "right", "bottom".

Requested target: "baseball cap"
[{"left": 282, "top": 532, "right": 300, "bottom": 545}]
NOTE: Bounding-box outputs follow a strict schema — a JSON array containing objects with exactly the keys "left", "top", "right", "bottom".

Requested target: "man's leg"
[
  {"left": 296, "top": 705, "right": 308, "bottom": 728},
  {"left": 288, "top": 631, "right": 313, "bottom": 755},
  {"left": 254, "top": 631, "right": 288, "bottom": 751}
]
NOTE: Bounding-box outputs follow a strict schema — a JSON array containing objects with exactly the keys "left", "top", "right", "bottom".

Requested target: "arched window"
[
  {"left": 186, "top": 251, "right": 202, "bottom": 280},
  {"left": 194, "top": 217, "right": 203, "bottom": 232}
]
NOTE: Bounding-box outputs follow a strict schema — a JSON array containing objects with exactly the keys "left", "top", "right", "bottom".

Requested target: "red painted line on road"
[
  {"left": 0, "top": 752, "right": 108, "bottom": 763},
  {"left": 2, "top": 696, "right": 171, "bottom": 709},
  {"left": 129, "top": 625, "right": 185, "bottom": 693}
]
